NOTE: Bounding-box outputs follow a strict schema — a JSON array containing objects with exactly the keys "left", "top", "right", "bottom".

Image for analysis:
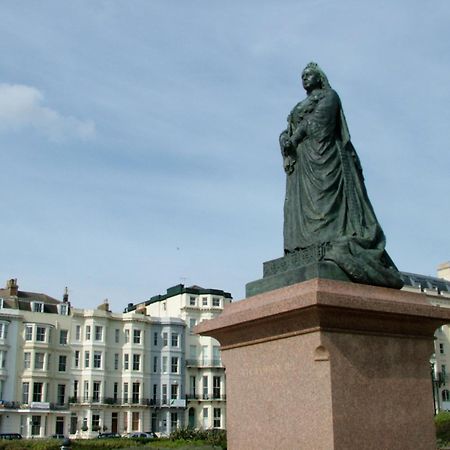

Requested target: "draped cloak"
[{"left": 280, "top": 88, "right": 403, "bottom": 288}]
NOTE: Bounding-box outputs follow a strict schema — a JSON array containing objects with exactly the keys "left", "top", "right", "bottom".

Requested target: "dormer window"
[
  {"left": 58, "top": 304, "right": 68, "bottom": 315},
  {"left": 32, "top": 302, "right": 44, "bottom": 313}
]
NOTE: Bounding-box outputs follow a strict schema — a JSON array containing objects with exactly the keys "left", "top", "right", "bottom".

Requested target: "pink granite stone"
[{"left": 196, "top": 279, "right": 449, "bottom": 450}]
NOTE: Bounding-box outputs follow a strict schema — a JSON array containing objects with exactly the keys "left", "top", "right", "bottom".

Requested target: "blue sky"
[{"left": 0, "top": 1, "right": 449, "bottom": 310}]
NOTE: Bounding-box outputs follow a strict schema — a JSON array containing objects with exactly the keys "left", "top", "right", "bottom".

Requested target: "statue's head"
[{"left": 301, "top": 62, "right": 330, "bottom": 92}]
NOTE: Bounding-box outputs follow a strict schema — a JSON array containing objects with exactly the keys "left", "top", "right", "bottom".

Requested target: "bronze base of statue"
[
  {"left": 246, "top": 257, "right": 351, "bottom": 297},
  {"left": 246, "top": 242, "right": 403, "bottom": 297}
]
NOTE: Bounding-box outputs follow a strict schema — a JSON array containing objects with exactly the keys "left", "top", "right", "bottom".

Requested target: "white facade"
[
  {"left": 142, "top": 285, "right": 231, "bottom": 430},
  {"left": 0, "top": 280, "right": 188, "bottom": 438}
]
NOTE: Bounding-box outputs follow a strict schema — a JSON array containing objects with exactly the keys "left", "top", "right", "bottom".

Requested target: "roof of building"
[
  {"left": 0, "top": 279, "right": 62, "bottom": 312},
  {"left": 124, "top": 283, "right": 232, "bottom": 312},
  {"left": 400, "top": 271, "right": 450, "bottom": 294}
]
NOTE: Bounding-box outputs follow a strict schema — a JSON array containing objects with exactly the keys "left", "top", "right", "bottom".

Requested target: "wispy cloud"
[{"left": 0, "top": 83, "right": 95, "bottom": 142}]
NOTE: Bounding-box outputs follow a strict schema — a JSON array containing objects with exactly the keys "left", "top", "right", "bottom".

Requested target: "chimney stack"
[
  {"left": 6, "top": 279, "right": 18, "bottom": 296},
  {"left": 438, "top": 262, "right": 450, "bottom": 281},
  {"left": 97, "top": 299, "right": 110, "bottom": 312}
]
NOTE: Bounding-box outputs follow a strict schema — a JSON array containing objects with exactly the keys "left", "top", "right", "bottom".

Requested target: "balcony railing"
[
  {"left": 186, "top": 359, "right": 223, "bottom": 368},
  {"left": 185, "top": 394, "right": 226, "bottom": 401},
  {"left": 0, "top": 401, "right": 70, "bottom": 410},
  {"left": 69, "top": 397, "right": 152, "bottom": 406},
  {"left": 0, "top": 401, "right": 21, "bottom": 409}
]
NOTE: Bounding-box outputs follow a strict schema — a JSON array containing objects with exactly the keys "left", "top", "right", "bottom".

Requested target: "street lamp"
[{"left": 430, "top": 354, "right": 443, "bottom": 414}]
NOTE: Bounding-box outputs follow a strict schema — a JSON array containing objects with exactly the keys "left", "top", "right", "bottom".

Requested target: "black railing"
[
  {"left": 50, "top": 402, "right": 70, "bottom": 410},
  {"left": 69, "top": 397, "right": 152, "bottom": 406},
  {"left": 1, "top": 402, "right": 70, "bottom": 410},
  {"left": 148, "top": 398, "right": 187, "bottom": 407},
  {"left": 186, "top": 359, "right": 223, "bottom": 368},
  {"left": 0, "top": 401, "right": 21, "bottom": 409},
  {"left": 185, "top": 394, "right": 226, "bottom": 401}
]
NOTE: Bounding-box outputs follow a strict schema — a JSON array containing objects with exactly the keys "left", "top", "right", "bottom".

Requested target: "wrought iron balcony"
[
  {"left": 185, "top": 394, "right": 226, "bottom": 401},
  {"left": 0, "top": 401, "right": 21, "bottom": 409},
  {"left": 186, "top": 359, "right": 223, "bottom": 368},
  {"left": 69, "top": 397, "right": 152, "bottom": 406}
]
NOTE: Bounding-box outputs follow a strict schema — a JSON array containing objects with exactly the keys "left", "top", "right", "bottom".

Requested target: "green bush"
[
  {"left": 436, "top": 411, "right": 450, "bottom": 443},
  {"left": 169, "top": 428, "right": 226, "bottom": 449},
  {"left": 0, "top": 440, "right": 60, "bottom": 450},
  {"left": 204, "top": 429, "right": 226, "bottom": 448},
  {"left": 0, "top": 435, "right": 226, "bottom": 450},
  {"left": 72, "top": 439, "right": 145, "bottom": 448}
]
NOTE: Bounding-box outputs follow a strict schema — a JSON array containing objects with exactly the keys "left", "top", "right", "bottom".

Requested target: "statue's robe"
[{"left": 280, "top": 88, "right": 403, "bottom": 288}]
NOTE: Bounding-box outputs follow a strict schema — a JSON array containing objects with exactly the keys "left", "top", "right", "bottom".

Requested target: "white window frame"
[
  {"left": 59, "top": 329, "right": 68, "bottom": 345},
  {"left": 93, "top": 351, "right": 102, "bottom": 369},
  {"left": 35, "top": 352, "right": 45, "bottom": 370},
  {"left": 36, "top": 326, "right": 46, "bottom": 342},
  {"left": 94, "top": 326, "right": 103, "bottom": 342},
  {"left": 24, "top": 352, "right": 31, "bottom": 369},
  {"left": 75, "top": 325, "right": 81, "bottom": 341},
  {"left": 25, "top": 325, "right": 32, "bottom": 341},
  {"left": 0, "top": 323, "right": 8, "bottom": 339},
  {"left": 171, "top": 356, "right": 179, "bottom": 373},
  {"left": 32, "top": 302, "right": 44, "bottom": 313},
  {"left": 132, "top": 354, "right": 140, "bottom": 371},
  {"left": 58, "top": 355, "right": 67, "bottom": 372},
  {"left": 133, "top": 329, "right": 141, "bottom": 344}
]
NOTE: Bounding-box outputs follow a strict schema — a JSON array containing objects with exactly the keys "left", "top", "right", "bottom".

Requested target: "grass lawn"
[{"left": 0, "top": 438, "right": 224, "bottom": 450}]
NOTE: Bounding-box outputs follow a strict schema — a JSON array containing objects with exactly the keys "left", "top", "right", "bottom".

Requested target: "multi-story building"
[
  {"left": 127, "top": 284, "right": 232, "bottom": 430},
  {"left": 401, "top": 262, "right": 450, "bottom": 413},
  {"left": 0, "top": 279, "right": 192, "bottom": 438},
  {"left": 0, "top": 279, "right": 72, "bottom": 437}
]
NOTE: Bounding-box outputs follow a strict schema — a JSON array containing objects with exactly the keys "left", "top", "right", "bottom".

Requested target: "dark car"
[
  {"left": 0, "top": 433, "right": 22, "bottom": 440},
  {"left": 143, "top": 431, "right": 158, "bottom": 438},
  {"left": 97, "top": 432, "right": 121, "bottom": 439},
  {"left": 125, "top": 432, "right": 157, "bottom": 439}
]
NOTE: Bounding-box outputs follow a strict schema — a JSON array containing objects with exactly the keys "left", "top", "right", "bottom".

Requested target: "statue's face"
[{"left": 302, "top": 69, "right": 321, "bottom": 92}]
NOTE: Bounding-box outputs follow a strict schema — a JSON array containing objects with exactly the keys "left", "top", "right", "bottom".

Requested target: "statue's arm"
[
  {"left": 307, "top": 90, "right": 340, "bottom": 141},
  {"left": 286, "top": 121, "right": 307, "bottom": 149}
]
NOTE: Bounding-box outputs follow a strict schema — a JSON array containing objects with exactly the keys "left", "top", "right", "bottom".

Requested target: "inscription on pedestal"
[{"left": 263, "top": 244, "right": 329, "bottom": 277}]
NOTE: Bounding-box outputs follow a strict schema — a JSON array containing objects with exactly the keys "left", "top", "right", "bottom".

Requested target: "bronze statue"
[{"left": 279, "top": 62, "right": 403, "bottom": 289}]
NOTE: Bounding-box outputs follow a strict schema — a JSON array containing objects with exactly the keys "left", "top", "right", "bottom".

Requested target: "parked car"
[
  {"left": 0, "top": 433, "right": 22, "bottom": 440},
  {"left": 125, "top": 432, "right": 157, "bottom": 439},
  {"left": 143, "top": 431, "right": 158, "bottom": 438},
  {"left": 97, "top": 432, "right": 121, "bottom": 439}
]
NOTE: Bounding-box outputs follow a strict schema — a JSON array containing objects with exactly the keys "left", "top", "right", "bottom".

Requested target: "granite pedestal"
[{"left": 196, "top": 278, "right": 450, "bottom": 450}]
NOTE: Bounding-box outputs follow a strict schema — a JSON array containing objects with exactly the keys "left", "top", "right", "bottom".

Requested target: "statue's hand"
[
  {"left": 282, "top": 139, "right": 293, "bottom": 157},
  {"left": 283, "top": 156, "right": 296, "bottom": 175}
]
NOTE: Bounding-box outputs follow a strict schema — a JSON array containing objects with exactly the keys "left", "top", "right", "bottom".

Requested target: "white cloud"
[{"left": 0, "top": 83, "right": 95, "bottom": 141}]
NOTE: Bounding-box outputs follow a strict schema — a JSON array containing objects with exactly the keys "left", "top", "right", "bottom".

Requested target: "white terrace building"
[
  {"left": 126, "top": 284, "right": 232, "bottom": 431},
  {"left": 0, "top": 279, "right": 189, "bottom": 438}
]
